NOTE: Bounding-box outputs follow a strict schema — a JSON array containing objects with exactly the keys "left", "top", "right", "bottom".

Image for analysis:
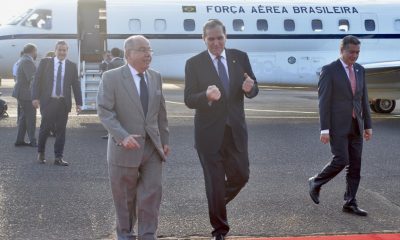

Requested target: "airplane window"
[
  {"left": 338, "top": 19, "right": 350, "bottom": 32},
  {"left": 364, "top": 19, "right": 375, "bottom": 31},
  {"left": 129, "top": 19, "right": 141, "bottom": 32},
  {"left": 6, "top": 9, "right": 32, "bottom": 25},
  {"left": 395, "top": 19, "right": 400, "bottom": 31},
  {"left": 22, "top": 9, "right": 52, "bottom": 29},
  {"left": 184, "top": 19, "right": 195, "bottom": 31},
  {"left": 154, "top": 19, "right": 167, "bottom": 32},
  {"left": 257, "top": 19, "right": 268, "bottom": 31},
  {"left": 312, "top": 19, "right": 323, "bottom": 32},
  {"left": 233, "top": 19, "right": 245, "bottom": 32},
  {"left": 284, "top": 19, "right": 295, "bottom": 31}
]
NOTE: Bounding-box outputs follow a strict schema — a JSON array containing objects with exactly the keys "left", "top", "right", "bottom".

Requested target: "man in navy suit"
[
  {"left": 184, "top": 19, "right": 258, "bottom": 239},
  {"left": 32, "top": 40, "right": 82, "bottom": 166},
  {"left": 308, "top": 35, "right": 372, "bottom": 216}
]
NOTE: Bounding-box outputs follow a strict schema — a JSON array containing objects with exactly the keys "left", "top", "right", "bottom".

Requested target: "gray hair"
[
  {"left": 55, "top": 40, "right": 69, "bottom": 49},
  {"left": 124, "top": 35, "right": 148, "bottom": 55}
]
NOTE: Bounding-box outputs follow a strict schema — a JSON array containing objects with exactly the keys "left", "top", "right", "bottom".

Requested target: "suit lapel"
[
  {"left": 354, "top": 64, "right": 361, "bottom": 95},
  {"left": 225, "top": 49, "right": 241, "bottom": 96},
  {"left": 145, "top": 70, "right": 156, "bottom": 118},
  {"left": 121, "top": 65, "right": 145, "bottom": 118},
  {"left": 48, "top": 58, "right": 55, "bottom": 89}
]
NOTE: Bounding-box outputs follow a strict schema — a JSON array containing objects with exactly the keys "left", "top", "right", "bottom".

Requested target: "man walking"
[
  {"left": 184, "top": 19, "right": 258, "bottom": 239},
  {"left": 308, "top": 35, "right": 372, "bottom": 216},
  {"left": 97, "top": 35, "right": 169, "bottom": 240},
  {"left": 32, "top": 40, "right": 82, "bottom": 165}
]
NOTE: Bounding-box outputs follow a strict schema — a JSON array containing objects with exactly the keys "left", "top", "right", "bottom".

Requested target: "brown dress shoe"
[
  {"left": 37, "top": 153, "right": 46, "bottom": 164},
  {"left": 54, "top": 157, "right": 68, "bottom": 166}
]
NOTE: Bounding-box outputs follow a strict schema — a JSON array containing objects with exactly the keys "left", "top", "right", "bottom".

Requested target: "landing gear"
[{"left": 370, "top": 99, "right": 396, "bottom": 113}]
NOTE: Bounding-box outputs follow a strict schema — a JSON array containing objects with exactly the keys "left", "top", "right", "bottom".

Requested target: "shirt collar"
[
  {"left": 128, "top": 64, "right": 144, "bottom": 77},
  {"left": 54, "top": 57, "right": 65, "bottom": 65},
  {"left": 208, "top": 49, "right": 226, "bottom": 61},
  {"left": 340, "top": 58, "right": 352, "bottom": 69}
]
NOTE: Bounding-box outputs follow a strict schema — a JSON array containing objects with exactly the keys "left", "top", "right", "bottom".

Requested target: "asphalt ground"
[{"left": 0, "top": 79, "right": 399, "bottom": 240}]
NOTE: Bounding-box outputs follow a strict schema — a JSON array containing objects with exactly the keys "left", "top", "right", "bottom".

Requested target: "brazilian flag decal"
[{"left": 182, "top": 6, "right": 196, "bottom": 13}]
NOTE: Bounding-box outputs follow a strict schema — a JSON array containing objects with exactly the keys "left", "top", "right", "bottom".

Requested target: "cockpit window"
[
  {"left": 6, "top": 9, "right": 32, "bottom": 25},
  {"left": 22, "top": 9, "right": 52, "bottom": 29}
]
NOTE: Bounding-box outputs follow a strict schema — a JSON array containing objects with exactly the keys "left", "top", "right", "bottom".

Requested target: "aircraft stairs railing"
[{"left": 80, "top": 61, "right": 101, "bottom": 111}]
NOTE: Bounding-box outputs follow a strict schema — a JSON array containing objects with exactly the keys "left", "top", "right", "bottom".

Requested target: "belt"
[{"left": 51, "top": 96, "right": 64, "bottom": 100}]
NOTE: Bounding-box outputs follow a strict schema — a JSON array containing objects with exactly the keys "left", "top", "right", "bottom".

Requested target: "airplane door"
[{"left": 77, "top": 0, "right": 106, "bottom": 62}]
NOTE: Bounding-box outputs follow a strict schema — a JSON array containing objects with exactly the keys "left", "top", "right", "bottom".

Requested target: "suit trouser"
[
  {"left": 16, "top": 99, "right": 36, "bottom": 144},
  {"left": 313, "top": 119, "right": 363, "bottom": 205},
  {"left": 109, "top": 138, "right": 163, "bottom": 240},
  {"left": 37, "top": 98, "right": 69, "bottom": 158},
  {"left": 197, "top": 126, "right": 250, "bottom": 236}
]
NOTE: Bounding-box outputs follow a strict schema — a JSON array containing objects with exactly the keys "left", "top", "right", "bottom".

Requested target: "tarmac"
[{"left": 0, "top": 79, "right": 399, "bottom": 240}]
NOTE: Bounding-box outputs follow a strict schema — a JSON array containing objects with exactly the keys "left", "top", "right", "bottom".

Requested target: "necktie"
[
  {"left": 138, "top": 73, "right": 149, "bottom": 117},
  {"left": 347, "top": 65, "right": 356, "bottom": 95},
  {"left": 56, "top": 61, "right": 62, "bottom": 96},
  {"left": 347, "top": 65, "right": 356, "bottom": 118},
  {"left": 217, "top": 56, "right": 230, "bottom": 95}
]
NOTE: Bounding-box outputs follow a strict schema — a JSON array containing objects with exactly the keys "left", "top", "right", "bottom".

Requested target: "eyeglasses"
[{"left": 132, "top": 48, "right": 154, "bottom": 54}]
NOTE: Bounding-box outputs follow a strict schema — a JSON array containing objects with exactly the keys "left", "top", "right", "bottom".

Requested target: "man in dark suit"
[
  {"left": 13, "top": 43, "right": 38, "bottom": 147},
  {"left": 107, "top": 47, "right": 125, "bottom": 70},
  {"left": 184, "top": 19, "right": 258, "bottom": 239},
  {"left": 32, "top": 40, "right": 82, "bottom": 166},
  {"left": 308, "top": 35, "right": 372, "bottom": 216}
]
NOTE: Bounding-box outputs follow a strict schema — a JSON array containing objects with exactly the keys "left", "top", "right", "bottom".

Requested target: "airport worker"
[
  {"left": 107, "top": 47, "right": 125, "bottom": 70},
  {"left": 97, "top": 35, "right": 170, "bottom": 240},
  {"left": 13, "top": 43, "right": 38, "bottom": 147},
  {"left": 308, "top": 35, "right": 372, "bottom": 216},
  {"left": 32, "top": 40, "right": 82, "bottom": 166},
  {"left": 184, "top": 19, "right": 258, "bottom": 240}
]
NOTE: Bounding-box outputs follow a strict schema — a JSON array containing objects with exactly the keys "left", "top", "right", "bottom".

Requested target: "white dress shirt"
[
  {"left": 208, "top": 49, "right": 229, "bottom": 78},
  {"left": 128, "top": 64, "right": 148, "bottom": 96},
  {"left": 52, "top": 57, "right": 65, "bottom": 97}
]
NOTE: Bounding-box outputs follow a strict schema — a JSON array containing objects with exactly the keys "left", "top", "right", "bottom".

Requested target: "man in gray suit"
[
  {"left": 13, "top": 43, "right": 38, "bottom": 147},
  {"left": 107, "top": 47, "right": 125, "bottom": 70},
  {"left": 308, "top": 35, "right": 372, "bottom": 216},
  {"left": 97, "top": 35, "right": 169, "bottom": 240}
]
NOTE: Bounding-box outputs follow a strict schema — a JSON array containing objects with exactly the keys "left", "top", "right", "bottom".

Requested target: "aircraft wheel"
[
  {"left": 374, "top": 99, "right": 396, "bottom": 114},
  {"left": 369, "top": 103, "right": 378, "bottom": 113}
]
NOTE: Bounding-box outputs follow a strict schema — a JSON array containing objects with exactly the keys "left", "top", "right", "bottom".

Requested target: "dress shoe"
[
  {"left": 342, "top": 205, "right": 368, "bottom": 216},
  {"left": 14, "top": 141, "right": 31, "bottom": 147},
  {"left": 101, "top": 134, "right": 108, "bottom": 139},
  {"left": 308, "top": 177, "right": 320, "bottom": 204},
  {"left": 29, "top": 142, "right": 37, "bottom": 147},
  {"left": 54, "top": 157, "right": 68, "bottom": 166},
  {"left": 212, "top": 234, "right": 225, "bottom": 240},
  {"left": 37, "top": 153, "right": 46, "bottom": 164}
]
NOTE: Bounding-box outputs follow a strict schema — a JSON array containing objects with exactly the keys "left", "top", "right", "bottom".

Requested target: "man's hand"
[
  {"left": 32, "top": 100, "right": 40, "bottom": 109},
  {"left": 364, "top": 129, "right": 372, "bottom": 141},
  {"left": 320, "top": 133, "right": 330, "bottom": 144},
  {"left": 76, "top": 105, "right": 82, "bottom": 114},
  {"left": 121, "top": 135, "right": 142, "bottom": 150},
  {"left": 242, "top": 73, "right": 255, "bottom": 93},
  {"left": 163, "top": 145, "right": 170, "bottom": 157},
  {"left": 206, "top": 85, "right": 221, "bottom": 102}
]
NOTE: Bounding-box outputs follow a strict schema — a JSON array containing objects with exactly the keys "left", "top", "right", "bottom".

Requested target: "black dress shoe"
[
  {"left": 342, "top": 205, "right": 368, "bottom": 216},
  {"left": 212, "top": 235, "right": 224, "bottom": 240},
  {"left": 14, "top": 141, "right": 31, "bottom": 147},
  {"left": 54, "top": 157, "right": 69, "bottom": 166},
  {"left": 308, "top": 177, "right": 320, "bottom": 204},
  {"left": 101, "top": 134, "right": 109, "bottom": 139}
]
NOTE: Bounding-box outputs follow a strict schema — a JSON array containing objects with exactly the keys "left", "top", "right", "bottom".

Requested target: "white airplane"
[{"left": 0, "top": 0, "right": 399, "bottom": 113}]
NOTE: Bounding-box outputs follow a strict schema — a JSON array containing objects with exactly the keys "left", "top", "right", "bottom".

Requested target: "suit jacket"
[
  {"left": 318, "top": 59, "right": 372, "bottom": 136},
  {"left": 32, "top": 57, "right": 82, "bottom": 112},
  {"left": 107, "top": 57, "right": 125, "bottom": 70},
  {"left": 97, "top": 65, "right": 169, "bottom": 167},
  {"left": 184, "top": 49, "right": 258, "bottom": 154},
  {"left": 12, "top": 55, "right": 36, "bottom": 101}
]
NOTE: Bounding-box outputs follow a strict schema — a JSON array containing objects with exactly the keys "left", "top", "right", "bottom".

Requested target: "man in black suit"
[
  {"left": 107, "top": 47, "right": 125, "bottom": 70},
  {"left": 308, "top": 35, "right": 372, "bottom": 216},
  {"left": 13, "top": 43, "right": 38, "bottom": 147},
  {"left": 32, "top": 40, "right": 82, "bottom": 166},
  {"left": 184, "top": 19, "right": 258, "bottom": 239}
]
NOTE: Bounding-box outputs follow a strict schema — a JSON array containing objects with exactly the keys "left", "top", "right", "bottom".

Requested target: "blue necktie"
[
  {"left": 56, "top": 61, "right": 62, "bottom": 96},
  {"left": 217, "top": 56, "right": 230, "bottom": 95},
  {"left": 138, "top": 73, "right": 149, "bottom": 117}
]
